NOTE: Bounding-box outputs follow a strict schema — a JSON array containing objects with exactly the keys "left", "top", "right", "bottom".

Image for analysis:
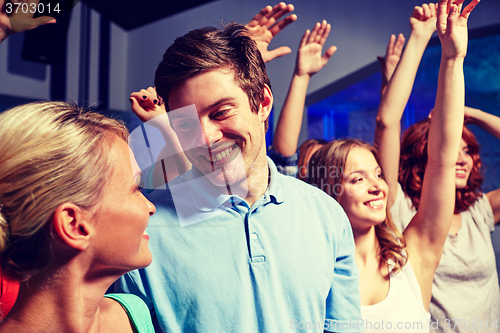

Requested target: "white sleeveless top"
[
  {"left": 361, "top": 260, "right": 430, "bottom": 333},
  {"left": 390, "top": 183, "right": 500, "bottom": 333}
]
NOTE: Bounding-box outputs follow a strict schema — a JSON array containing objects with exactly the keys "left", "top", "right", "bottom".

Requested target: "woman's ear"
[
  {"left": 259, "top": 84, "right": 273, "bottom": 124},
  {"left": 52, "top": 203, "right": 93, "bottom": 251}
]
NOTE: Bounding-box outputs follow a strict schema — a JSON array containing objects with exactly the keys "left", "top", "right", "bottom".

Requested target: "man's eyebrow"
[
  {"left": 204, "top": 97, "right": 237, "bottom": 113},
  {"left": 169, "top": 97, "right": 237, "bottom": 120}
]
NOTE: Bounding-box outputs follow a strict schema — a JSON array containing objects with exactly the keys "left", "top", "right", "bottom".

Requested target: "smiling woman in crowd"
[{"left": 0, "top": 101, "right": 156, "bottom": 333}]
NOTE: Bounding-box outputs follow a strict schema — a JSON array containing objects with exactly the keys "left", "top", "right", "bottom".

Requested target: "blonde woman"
[{"left": 0, "top": 101, "right": 156, "bottom": 333}]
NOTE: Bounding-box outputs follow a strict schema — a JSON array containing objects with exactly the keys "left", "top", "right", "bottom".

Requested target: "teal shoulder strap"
[{"left": 104, "top": 293, "right": 155, "bottom": 333}]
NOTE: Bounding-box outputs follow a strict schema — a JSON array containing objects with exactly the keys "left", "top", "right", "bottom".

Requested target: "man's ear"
[
  {"left": 259, "top": 84, "right": 273, "bottom": 124},
  {"left": 52, "top": 203, "right": 93, "bottom": 251}
]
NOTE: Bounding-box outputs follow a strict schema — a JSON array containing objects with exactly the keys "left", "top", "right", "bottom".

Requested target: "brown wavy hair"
[
  {"left": 154, "top": 23, "right": 271, "bottom": 131},
  {"left": 297, "top": 139, "right": 327, "bottom": 182},
  {"left": 307, "top": 139, "right": 407, "bottom": 274},
  {"left": 399, "top": 118, "right": 483, "bottom": 214}
]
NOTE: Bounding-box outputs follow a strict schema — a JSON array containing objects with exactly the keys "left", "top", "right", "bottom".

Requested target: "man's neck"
[{"left": 243, "top": 160, "right": 269, "bottom": 207}]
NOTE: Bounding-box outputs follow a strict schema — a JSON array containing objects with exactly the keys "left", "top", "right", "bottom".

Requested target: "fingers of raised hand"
[
  {"left": 306, "top": 20, "right": 329, "bottom": 45},
  {"left": 422, "top": 3, "right": 431, "bottom": 17},
  {"left": 252, "top": 2, "right": 294, "bottom": 30},
  {"left": 413, "top": 3, "right": 437, "bottom": 20},
  {"left": 265, "top": 2, "right": 290, "bottom": 27},
  {"left": 246, "top": 5, "right": 273, "bottom": 28},
  {"left": 307, "top": 22, "right": 320, "bottom": 44},
  {"left": 29, "top": 16, "right": 56, "bottom": 30},
  {"left": 323, "top": 45, "right": 337, "bottom": 62},
  {"left": 413, "top": 5, "right": 424, "bottom": 19},
  {"left": 313, "top": 21, "right": 325, "bottom": 44},
  {"left": 300, "top": 29, "right": 310, "bottom": 48},
  {"left": 394, "top": 34, "right": 405, "bottom": 54},
  {"left": 422, "top": 3, "right": 437, "bottom": 18},
  {"left": 386, "top": 34, "right": 396, "bottom": 55},
  {"left": 461, "top": 0, "right": 480, "bottom": 20},
  {"left": 429, "top": 3, "right": 438, "bottom": 16},
  {"left": 437, "top": 0, "right": 450, "bottom": 33},
  {"left": 131, "top": 88, "right": 157, "bottom": 107},
  {"left": 319, "top": 23, "right": 331, "bottom": 46},
  {"left": 268, "top": 13, "right": 297, "bottom": 37}
]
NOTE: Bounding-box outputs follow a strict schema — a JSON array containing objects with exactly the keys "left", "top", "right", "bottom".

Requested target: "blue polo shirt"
[{"left": 114, "top": 158, "right": 364, "bottom": 333}]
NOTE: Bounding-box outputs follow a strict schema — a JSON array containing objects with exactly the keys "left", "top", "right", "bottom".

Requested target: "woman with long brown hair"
[
  {"left": 308, "top": 1, "right": 478, "bottom": 331},
  {"left": 375, "top": 0, "right": 499, "bottom": 330}
]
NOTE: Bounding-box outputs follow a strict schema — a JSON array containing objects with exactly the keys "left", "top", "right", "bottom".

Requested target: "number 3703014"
[{"left": 5, "top": 2, "right": 61, "bottom": 15}]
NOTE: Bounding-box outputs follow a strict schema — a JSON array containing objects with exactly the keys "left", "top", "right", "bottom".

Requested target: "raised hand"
[
  {"left": 295, "top": 20, "right": 337, "bottom": 77},
  {"left": 130, "top": 87, "right": 168, "bottom": 127},
  {"left": 377, "top": 33, "right": 405, "bottom": 94},
  {"left": 245, "top": 2, "right": 297, "bottom": 63},
  {"left": 272, "top": 21, "right": 334, "bottom": 157},
  {"left": 410, "top": 3, "right": 438, "bottom": 36},
  {"left": 129, "top": 87, "right": 191, "bottom": 180},
  {"left": 0, "top": 0, "right": 56, "bottom": 42},
  {"left": 437, "top": 0, "right": 480, "bottom": 59}
]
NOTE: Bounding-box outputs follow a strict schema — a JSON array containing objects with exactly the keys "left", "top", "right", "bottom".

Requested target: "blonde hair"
[
  {"left": 0, "top": 101, "right": 128, "bottom": 282},
  {"left": 307, "top": 139, "right": 407, "bottom": 274}
]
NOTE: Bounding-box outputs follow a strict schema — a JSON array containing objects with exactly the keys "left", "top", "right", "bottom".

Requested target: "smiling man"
[{"left": 115, "top": 23, "right": 364, "bottom": 333}]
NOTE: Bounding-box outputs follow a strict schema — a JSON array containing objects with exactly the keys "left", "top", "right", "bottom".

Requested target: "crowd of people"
[{"left": 0, "top": 0, "right": 498, "bottom": 332}]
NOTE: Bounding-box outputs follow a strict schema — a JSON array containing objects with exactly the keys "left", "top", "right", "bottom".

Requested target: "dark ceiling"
[{"left": 81, "top": 0, "right": 219, "bottom": 30}]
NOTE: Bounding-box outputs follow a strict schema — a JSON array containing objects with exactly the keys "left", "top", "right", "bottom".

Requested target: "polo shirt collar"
[
  {"left": 183, "top": 166, "right": 237, "bottom": 212},
  {"left": 182, "top": 157, "right": 285, "bottom": 212}
]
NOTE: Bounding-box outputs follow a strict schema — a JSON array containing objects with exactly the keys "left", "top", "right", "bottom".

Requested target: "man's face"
[{"left": 168, "top": 69, "right": 272, "bottom": 189}]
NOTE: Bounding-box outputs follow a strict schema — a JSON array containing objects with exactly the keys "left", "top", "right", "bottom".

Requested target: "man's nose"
[{"left": 199, "top": 118, "right": 223, "bottom": 147}]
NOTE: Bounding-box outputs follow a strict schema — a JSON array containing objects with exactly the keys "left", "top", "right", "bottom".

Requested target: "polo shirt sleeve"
[{"left": 324, "top": 212, "right": 365, "bottom": 333}]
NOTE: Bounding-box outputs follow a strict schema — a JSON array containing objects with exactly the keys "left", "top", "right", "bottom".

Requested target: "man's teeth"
[
  {"left": 367, "top": 199, "right": 383, "bottom": 207},
  {"left": 456, "top": 170, "right": 466, "bottom": 174},
  {"left": 210, "top": 146, "right": 233, "bottom": 162}
]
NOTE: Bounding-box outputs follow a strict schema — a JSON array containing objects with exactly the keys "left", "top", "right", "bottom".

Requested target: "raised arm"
[
  {"left": 404, "top": 0, "right": 479, "bottom": 310},
  {"left": 244, "top": 2, "right": 297, "bottom": 63},
  {"left": 374, "top": 3, "right": 437, "bottom": 207},
  {"left": 272, "top": 20, "right": 336, "bottom": 157},
  {"left": 463, "top": 106, "right": 500, "bottom": 224},
  {"left": 130, "top": 87, "right": 191, "bottom": 185},
  {"left": 0, "top": 0, "right": 55, "bottom": 43},
  {"left": 464, "top": 106, "right": 500, "bottom": 139},
  {"left": 377, "top": 33, "right": 405, "bottom": 97}
]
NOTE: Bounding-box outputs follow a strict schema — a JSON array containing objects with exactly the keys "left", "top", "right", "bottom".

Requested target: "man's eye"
[
  {"left": 174, "top": 120, "right": 196, "bottom": 131},
  {"left": 212, "top": 109, "right": 229, "bottom": 119}
]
